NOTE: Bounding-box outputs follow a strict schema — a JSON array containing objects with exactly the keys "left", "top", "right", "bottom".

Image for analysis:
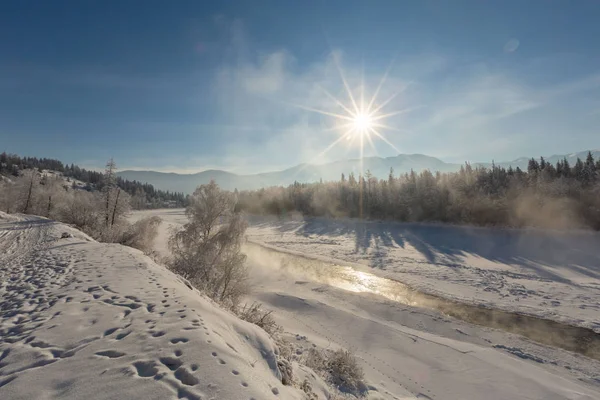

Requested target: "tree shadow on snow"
[{"left": 262, "top": 217, "right": 600, "bottom": 285}]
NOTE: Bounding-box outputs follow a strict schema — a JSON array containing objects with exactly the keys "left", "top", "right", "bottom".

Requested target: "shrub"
[
  {"left": 303, "top": 348, "right": 366, "bottom": 397},
  {"left": 168, "top": 181, "right": 249, "bottom": 308},
  {"left": 326, "top": 349, "right": 366, "bottom": 395},
  {"left": 117, "top": 216, "right": 162, "bottom": 254},
  {"left": 236, "top": 302, "right": 280, "bottom": 336}
]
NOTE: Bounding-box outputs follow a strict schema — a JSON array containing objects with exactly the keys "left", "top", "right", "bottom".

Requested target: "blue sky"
[{"left": 1, "top": 1, "right": 599, "bottom": 173}]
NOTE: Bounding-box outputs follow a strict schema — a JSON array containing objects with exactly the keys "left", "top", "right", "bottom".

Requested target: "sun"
[
  {"left": 288, "top": 54, "right": 413, "bottom": 168},
  {"left": 352, "top": 112, "right": 373, "bottom": 134}
]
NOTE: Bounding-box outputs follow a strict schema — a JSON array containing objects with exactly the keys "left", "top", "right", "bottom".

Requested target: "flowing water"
[{"left": 245, "top": 241, "right": 600, "bottom": 361}]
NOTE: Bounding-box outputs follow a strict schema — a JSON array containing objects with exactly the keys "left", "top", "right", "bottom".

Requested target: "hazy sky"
[{"left": 1, "top": 1, "right": 599, "bottom": 173}]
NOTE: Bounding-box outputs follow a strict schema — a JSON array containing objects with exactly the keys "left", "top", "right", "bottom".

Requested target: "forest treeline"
[
  {"left": 237, "top": 152, "right": 600, "bottom": 230},
  {"left": 0, "top": 152, "right": 186, "bottom": 208}
]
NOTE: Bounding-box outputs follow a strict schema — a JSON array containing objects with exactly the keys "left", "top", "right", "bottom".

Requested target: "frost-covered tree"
[
  {"left": 0, "top": 178, "right": 18, "bottom": 213},
  {"left": 58, "top": 190, "right": 102, "bottom": 231},
  {"left": 237, "top": 154, "right": 600, "bottom": 230},
  {"left": 169, "top": 180, "right": 248, "bottom": 308}
]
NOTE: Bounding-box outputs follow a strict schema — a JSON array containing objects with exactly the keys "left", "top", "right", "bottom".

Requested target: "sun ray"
[
  {"left": 370, "top": 105, "right": 422, "bottom": 121},
  {"left": 360, "top": 59, "right": 365, "bottom": 114},
  {"left": 287, "top": 102, "right": 356, "bottom": 122},
  {"left": 322, "top": 121, "right": 355, "bottom": 133},
  {"left": 366, "top": 58, "right": 396, "bottom": 114},
  {"left": 291, "top": 58, "right": 410, "bottom": 170},
  {"left": 307, "top": 129, "right": 355, "bottom": 165},
  {"left": 364, "top": 130, "right": 378, "bottom": 156},
  {"left": 332, "top": 52, "right": 360, "bottom": 114},
  {"left": 369, "top": 127, "right": 401, "bottom": 154},
  {"left": 359, "top": 131, "right": 364, "bottom": 174},
  {"left": 368, "top": 82, "right": 413, "bottom": 115},
  {"left": 370, "top": 122, "right": 413, "bottom": 134},
  {"left": 316, "top": 84, "right": 356, "bottom": 116}
]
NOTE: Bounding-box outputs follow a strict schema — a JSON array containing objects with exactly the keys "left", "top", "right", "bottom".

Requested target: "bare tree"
[
  {"left": 169, "top": 180, "right": 248, "bottom": 308},
  {"left": 20, "top": 170, "right": 38, "bottom": 214},
  {"left": 103, "top": 158, "right": 117, "bottom": 227}
]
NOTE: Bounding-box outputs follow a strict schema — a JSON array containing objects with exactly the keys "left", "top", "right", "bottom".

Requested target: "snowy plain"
[
  {"left": 131, "top": 209, "right": 600, "bottom": 400},
  {"left": 0, "top": 212, "right": 311, "bottom": 400}
]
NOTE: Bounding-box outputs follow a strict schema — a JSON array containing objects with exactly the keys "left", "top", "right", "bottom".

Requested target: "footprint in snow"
[
  {"left": 96, "top": 350, "right": 126, "bottom": 358},
  {"left": 174, "top": 367, "right": 199, "bottom": 386},
  {"left": 115, "top": 331, "right": 131, "bottom": 340},
  {"left": 159, "top": 356, "right": 183, "bottom": 371},
  {"left": 103, "top": 327, "right": 118, "bottom": 337},
  {"left": 133, "top": 360, "right": 158, "bottom": 378}
]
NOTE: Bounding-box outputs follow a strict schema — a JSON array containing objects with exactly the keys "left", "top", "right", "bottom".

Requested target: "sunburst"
[{"left": 292, "top": 55, "right": 415, "bottom": 173}]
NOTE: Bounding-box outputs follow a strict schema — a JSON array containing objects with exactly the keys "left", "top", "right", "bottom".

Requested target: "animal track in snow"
[
  {"left": 115, "top": 331, "right": 131, "bottom": 340},
  {"left": 159, "top": 356, "right": 183, "bottom": 371},
  {"left": 95, "top": 350, "right": 126, "bottom": 358},
  {"left": 170, "top": 337, "right": 189, "bottom": 344},
  {"left": 174, "top": 367, "right": 199, "bottom": 386},
  {"left": 30, "top": 340, "right": 53, "bottom": 349},
  {"left": 133, "top": 360, "right": 158, "bottom": 377},
  {"left": 103, "top": 327, "right": 118, "bottom": 337}
]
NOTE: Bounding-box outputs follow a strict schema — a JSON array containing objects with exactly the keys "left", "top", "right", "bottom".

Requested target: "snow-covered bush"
[
  {"left": 304, "top": 347, "right": 326, "bottom": 371},
  {"left": 168, "top": 180, "right": 249, "bottom": 308},
  {"left": 57, "top": 190, "right": 103, "bottom": 233},
  {"left": 236, "top": 302, "right": 280, "bottom": 336},
  {"left": 303, "top": 348, "right": 366, "bottom": 397},
  {"left": 0, "top": 179, "right": 18, "bottom": 213},
  {"left": 117, "top": 216, "right": 162, "bottom": 254},
  {"left": 326, "top": 349, "right": 366, "bottom": 395}
]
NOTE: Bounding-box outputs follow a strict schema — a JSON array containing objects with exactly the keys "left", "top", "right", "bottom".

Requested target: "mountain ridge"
[{"left": 117, "top": 150, "right": 600, "bottom": 194}]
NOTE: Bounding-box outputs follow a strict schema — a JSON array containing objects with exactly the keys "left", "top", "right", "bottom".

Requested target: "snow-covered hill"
[{"left": 0, "top": 212, "right": 309, "bottom": 399}]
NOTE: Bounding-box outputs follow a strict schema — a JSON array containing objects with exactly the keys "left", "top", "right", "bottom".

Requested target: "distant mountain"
[{"left": 117, "top": 150, "right": 600, "bottom": 194}]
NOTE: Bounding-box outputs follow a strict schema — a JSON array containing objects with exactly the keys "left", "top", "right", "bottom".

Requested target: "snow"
[
  {"left": 130, "top": 209, "right": 600, "bottom": 400},
  {"left": 243, "top": 215, "right": 600, "bottom": 333},
  {"left": 40, "top": 169, "right": 88, "bottom": 189},
  {"left": 0, "top": 211, "right": 306, "bottom": 399}
]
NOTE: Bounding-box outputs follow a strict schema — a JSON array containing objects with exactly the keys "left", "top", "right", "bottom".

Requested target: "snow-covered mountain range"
[{"left": 118, "top": 150, "right": 600, "bottom": 193}]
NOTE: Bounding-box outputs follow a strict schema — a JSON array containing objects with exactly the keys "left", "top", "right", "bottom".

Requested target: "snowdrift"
[{"left": 0, "top": 212, "right": 307, "bottom": 399}]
